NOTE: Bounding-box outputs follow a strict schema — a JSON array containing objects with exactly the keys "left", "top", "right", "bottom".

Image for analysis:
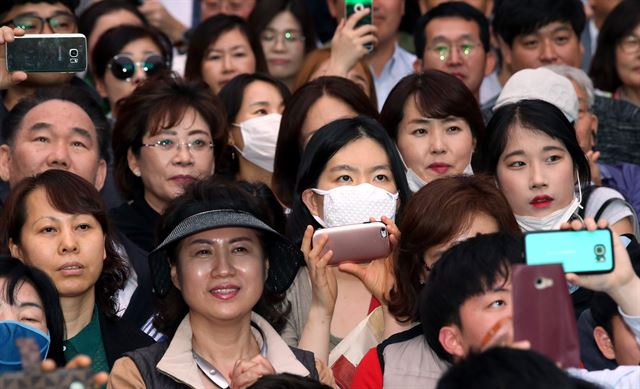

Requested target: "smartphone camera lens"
[
  {"left": 380, "top": 227, "right": 388, "bottom": 238},
  {"left": 69, "top": 48, "right": 79, "bottom": 58},
  {"left": 594, "top": 244, "right": 606, "bottom": 262}
]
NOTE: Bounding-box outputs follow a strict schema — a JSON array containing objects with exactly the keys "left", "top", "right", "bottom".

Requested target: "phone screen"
[{"left": 524, "top": 229, "right": 614, "bottom": 274}]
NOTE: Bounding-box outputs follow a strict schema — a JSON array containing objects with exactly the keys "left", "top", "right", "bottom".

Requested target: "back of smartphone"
[
  {"left": 524, "top": 229, "right": 614, "bottom": 274},
  {"left": 345, "top": 0, "right": 373, "bottom": 50},
  {"left": 312, "top": 222, "right": 390, "bottom": 265},
  {"left": 6, "top": 33, "right": 87, "bottom": 73},
  {"left": 512, "top": 264, "right": 580, "bottom": 368}
]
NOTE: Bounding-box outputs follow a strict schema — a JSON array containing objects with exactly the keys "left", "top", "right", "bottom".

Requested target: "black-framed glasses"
[
  {"left": 108, "top": 54, "right": 167, "bottom": 81},
  {"left": 260, "top": 28, "right": 305, "bottom": 45},
  {"left": 2, "top": 13, "right": 76, "bottom": 34},
  {"left": 619, "top": 35, "right": 640, "bottom": 54},
  {"left": 428, "top": 41, "right": 479, "bottom": 62},
  {"left": 141, "top": 139, "right": 214, "bottom": 153}
]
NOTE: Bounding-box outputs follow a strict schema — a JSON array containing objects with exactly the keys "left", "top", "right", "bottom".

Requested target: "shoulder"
[
  {"left": 394, "top": 44, "right": 417, "bottom": 64},
  {"left": 108, "top": 356, "right": 146, "bottom": 389}
]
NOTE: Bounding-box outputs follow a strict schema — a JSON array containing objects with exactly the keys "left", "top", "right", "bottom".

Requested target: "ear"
[
  {"left": 439, "top": 325, "right": 466, "bottom": 359},
  {"left": 326, "top": 0, "right": 338, "bottom": 19},
  {"left": 102, "top": 236, "right": 108, "bottom": 262},
  {"left": 94, "top": 159, "right": 107, "bottom": 191},
  {"left": 483, "top": 50, "right": 497, "bottom": 77},
  {"left": 170, "top": 263, "right": 182, "bottom": 291},
  {"left": 497, "top": 37, "right": 512, "bottom": 69},
  {"left": 301, "top": 188, "right": 321, "bottom": 217},
  {"left": 127, "top": 148, "right": 141, "bottom": 178},
  {"left": 8, "top": 239, "right": 24, "bottom": 261},
  {"left": 593, "top": 326, "right": 616, "bottom": 360},
  {"left": 264, "top": 258, "right": 270, "bottom": 282},
  {"left": 0, "top": 144, "right": 12, "bottom": 182},
  {"left": 413, "top": 58, "right": 423, "bottom": 73},
  {"left": 94, "top": 77, "right": 108, "bottom": 99}
]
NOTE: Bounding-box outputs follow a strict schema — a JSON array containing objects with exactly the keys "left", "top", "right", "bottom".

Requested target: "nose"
[
  {"left": 171, "top": 142, "right": 195, "bottom": 166},
  {"left": 211, "top": 251, "right": 236, "bottom": 277},
  {"left": 130, "top": 63, "right": 146, "bottom": 85},
  {"left": 46, "top": 142, "right": 71, "bottom": 169},
  {"left": 58, "top": 227, "right": 79, "bottom": 255},
  {"left": 273, "top": 34, "right": 286, "bottom": 52},
  {"left": 222, "top": 53, "right": 235, "bottom": 74},
  {"left": 41, "top": 22, "right": 54, "bottom": 34},
  {"left": 529, "top": 161, "right": 547, "bottom": 189},
  {"left": 539, "top": 39, "right": 558, "bottom": 64},
  {"left": 447, "top": 46, "right": 462, "bottom": 65},
  {"left": 429, "top": 131, "right": 446, "bottom": 154}
]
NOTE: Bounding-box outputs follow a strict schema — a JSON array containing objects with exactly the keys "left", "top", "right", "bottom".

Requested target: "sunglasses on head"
[{"left": 108, "top": 54, "right": 167, "bottom": 81}]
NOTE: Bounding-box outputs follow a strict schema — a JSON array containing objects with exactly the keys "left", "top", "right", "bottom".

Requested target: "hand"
[
  {"left": 138, "top": 0, "right": 187, "bottom": 43},
  {"left": 301, "top": 225, "right": 338, "bottom": 315},
  {"left": 338, "top": 216, "right": 399, "bottom": 304},
  {"left": 562, "top": 218, "right": 640, "bottom": 316},
  {"left": 41, "top": 355, "right": 108, "bottom": 387},
  {"left": 326, "top": 7, "right": 378, "bottom": 77},
  {"left": 229, "top": 354, "right": 275, "bottom": 389},
  {"left": 0, "top": 26, "right": 27, "bottom": 90},
  {"left": 586, "top": 150, "right": 601, "bottom": 186}
]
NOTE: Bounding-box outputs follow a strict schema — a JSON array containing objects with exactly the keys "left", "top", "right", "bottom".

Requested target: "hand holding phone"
[
  {"left": 345, "top": 0, "right": 375, "bottom": 51},
  {"left": 301, "top": 225, "right": 338, "bottom": 314},
  {"left": 0, "top": 26, "right": 28, "bottom": 90}
]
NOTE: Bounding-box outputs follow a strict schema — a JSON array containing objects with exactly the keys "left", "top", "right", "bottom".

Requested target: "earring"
[{"left": 133, "top": 169, "right": 141, "bottom": 177}]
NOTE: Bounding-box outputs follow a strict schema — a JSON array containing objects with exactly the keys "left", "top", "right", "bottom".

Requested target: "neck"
[
  {"left": 4, "top": 85, "right": 35, "bottom": 111},
  {"left": 497, "top": 62, "right": 512, "bottom": 87},
  {"left": 190, "top": 312, "right": 260, "bottom": 381},
  {"left": 60, "top": 288, "right": 96, "bottom": 339},
  {"left": 237, "top": 157, "right": 273, "bottom": 190},
  {"left": 143, "top": 192, "right": 166, "bottom": 214},
  {"left": 619, "top": 85, "right": 640, "bottom": 107},
  {"left": 281, "top": 76, "right": 295, "bottom": 92},
  {"left": 367, "top": 35, "right": 398, "bottom": 77}
]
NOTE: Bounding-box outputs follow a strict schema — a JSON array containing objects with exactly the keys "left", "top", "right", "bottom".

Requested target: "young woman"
[
  {"left": 1, "top": 170, "right": 155, "bottom": 372},
  {"left": 250, "top": 0, "right": 317, "bottom": 91},
  {"left": 590, "top": 0, "right": 640, "bottom": 107},
  {"left": 185, "top": 14, "right": 267, "bottom": 94},
  {"left": 284, "top": 116, "right": 410, "bottom": 386},
  {"left": 110, "top": 74, "right": 227, "bottom": 252},
  {"left": 107, "top": 177, "right": 334, "bottom": 388},
  {"left": 91, "top": 25, "right": 172, "bottom": 116},
  {"left": 350, "top": 175, "right": 521, "bottom": 387},
  {"left": 380, "top": 71, "right": 485, "bottom": 192},
  {"left": 272, "top": 76, "right": 378, "bottom": 207},
  {"left": 218, "top": 73, "right": 291, "bottom": 189}
]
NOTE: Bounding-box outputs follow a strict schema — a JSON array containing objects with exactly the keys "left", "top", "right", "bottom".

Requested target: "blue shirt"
[{"left": 371, "top": 44, "right": 416, "bottom": 111}]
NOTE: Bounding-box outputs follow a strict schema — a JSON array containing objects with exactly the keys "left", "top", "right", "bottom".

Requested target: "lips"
[
  {"left": 209, "top": 284, "right": 240, "bottom": 300},
  {"left": 269, "top": 58, "right": 290, "bottom": 65},
  {"left": 450, "top": 72, "right": 466, "bottom": 80},
  {"left": 530, "top": 195, "right": 554, "bottom": 208},
  {"left": 58, "top": 262, "right": 85, "bottom": 276},
  {"left": 428, "top": 163, "right": 451, "bottom": 174},
  {"left": 170, "top": 175, "right": 195, "bottom": 186}
]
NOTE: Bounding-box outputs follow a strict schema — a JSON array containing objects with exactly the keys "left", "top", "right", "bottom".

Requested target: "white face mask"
[
  {"left": 310, "top": 183, "right": 399, "bottom": 227},
  {"left": 404, "top": 158, "right": 474, "bottom": 193},
  {"left": 233, "top": 113, "right": 282, "bottom": 173},
  {"left": 515, "top": 197, "right": 581, "bottom": 232}
]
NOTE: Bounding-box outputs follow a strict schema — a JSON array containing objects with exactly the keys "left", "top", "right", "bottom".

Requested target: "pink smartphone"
[{"left": 312, "top": 222, "right": 390, "bottom": 265}]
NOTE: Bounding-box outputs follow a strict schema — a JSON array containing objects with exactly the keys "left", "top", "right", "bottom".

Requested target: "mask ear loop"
[{"left": 576, "top": 170, "right": 584, "bottom": 210}]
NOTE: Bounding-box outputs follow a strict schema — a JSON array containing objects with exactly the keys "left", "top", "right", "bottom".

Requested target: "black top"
[{"left": 110, "top": 192, "right": 161, "bottom": 253}]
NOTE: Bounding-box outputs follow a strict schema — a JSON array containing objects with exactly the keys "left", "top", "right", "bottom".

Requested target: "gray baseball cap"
[{"left": 149, "top": 209, "right": 303, "bottom": 296}]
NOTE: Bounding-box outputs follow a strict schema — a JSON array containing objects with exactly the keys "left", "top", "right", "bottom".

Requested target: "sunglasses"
[{"left": 108, "top": 54, "right": 167, "bottom": 81}]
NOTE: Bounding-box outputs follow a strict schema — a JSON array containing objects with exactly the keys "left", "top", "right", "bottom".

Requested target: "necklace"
[{"left": 192, "top": 322, "right": 268, "bottom": 388}]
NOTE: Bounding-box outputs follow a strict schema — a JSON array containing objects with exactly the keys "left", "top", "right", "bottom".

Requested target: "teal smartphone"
[
  {"left": 523, "top": 228, "right": 614, "bottom": 274},
  {"left": 6, "top": 33, "right": 87, "bottom": 73},
  {"left": 345, "top": 0, "right": 373, "bottom": 50}
]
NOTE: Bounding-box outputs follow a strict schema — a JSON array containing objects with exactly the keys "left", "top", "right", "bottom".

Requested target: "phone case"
[
  {"left": 512, "top": 264, "right": 581, "bottom": 368},
  {"left": 312, "top": 222, "right": 390, "bottom": 265},
  {"left": 524, "top": 228, "right": 614, "bottom": 274},
  {"left": 345, "top": 0, "right": 373, "bottom": 50},
  {"left": 6, "top": 33, "right": 87, "bottom": 73}
]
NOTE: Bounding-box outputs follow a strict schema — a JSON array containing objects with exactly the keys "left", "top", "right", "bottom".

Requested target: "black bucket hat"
[{"left": 149, "top": 209, "right": 303, "bottom": 296}]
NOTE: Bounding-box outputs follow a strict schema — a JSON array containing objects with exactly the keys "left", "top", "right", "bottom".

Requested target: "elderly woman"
[{"left": 107, "top": 177, "right": 334, "bottom": 388}]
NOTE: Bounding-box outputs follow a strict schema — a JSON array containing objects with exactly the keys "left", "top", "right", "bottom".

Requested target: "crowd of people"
[{"left": 0, "top": 0, "right": 639, "bottom": 388}]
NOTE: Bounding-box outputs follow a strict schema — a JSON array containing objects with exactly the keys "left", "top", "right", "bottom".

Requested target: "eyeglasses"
[
  {"left": 141, "top": 139, "right": 213, "bottom": 153},
  {"left": 260, "top": 28, "right": 305, "bottom": 45},
  {"left": 2, "top": 13, "right": 76, "bottom": 34},
  {"left": 428, "top": 41, "right": 479, "bottom": 62},
  {"left": 108, "top": 54, "right": 167, "bottom": 81},
  {"left": 619, "top": 35, "right": 640, "bottom": 54}
]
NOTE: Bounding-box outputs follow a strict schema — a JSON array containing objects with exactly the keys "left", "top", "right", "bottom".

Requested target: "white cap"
[{"left": 494, "top": 68, "right": 579, "bottom": 123}]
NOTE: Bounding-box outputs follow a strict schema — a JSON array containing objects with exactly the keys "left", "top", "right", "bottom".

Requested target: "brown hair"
[
  {"left": 0, "top": 170, "right": 129, "bottom": 319},
  {"left": 388, "top": 175, "right": 521, "bottom": 322},
  {"left": 293, "top": 48, "right": 377, "bottom": 108},
  {"left": 112, "top": 73, "right": 227, "bottom": 200}
]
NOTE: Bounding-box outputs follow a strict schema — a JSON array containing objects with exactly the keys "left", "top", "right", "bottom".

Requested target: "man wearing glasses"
[{"left": 413, "top": 1, "right": 495, "bottom": 103}]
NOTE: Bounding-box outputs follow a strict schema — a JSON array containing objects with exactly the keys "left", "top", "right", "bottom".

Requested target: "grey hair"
[{"left": 544, "top": 65, "right": 595, "bottom": 110}]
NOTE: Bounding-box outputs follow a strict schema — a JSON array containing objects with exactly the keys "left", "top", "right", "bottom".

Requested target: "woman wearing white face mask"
[
  {"left": 218, "top": 74, "right": 291, "bottom": 189},
  {"left": 283, "top": 116, "right": 411, "bottom": 386},
  {"left": 380, "top": 71, "right": 484, "bottom": 192}
]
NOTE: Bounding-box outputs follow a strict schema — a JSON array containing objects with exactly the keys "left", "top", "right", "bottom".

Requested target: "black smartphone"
[
  {"left": 523, "top": 228, "right": 614, "bottom": 274},
  {"left": 345, "top": 0, "right": 374, "bottom": 51},
  {"left": 6, "top": 33, "right": 87, "bottom": 73}
]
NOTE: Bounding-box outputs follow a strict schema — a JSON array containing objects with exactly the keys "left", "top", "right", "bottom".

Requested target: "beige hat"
[{"left": 494, "top": 68, "right": 579, "bottom": 123}]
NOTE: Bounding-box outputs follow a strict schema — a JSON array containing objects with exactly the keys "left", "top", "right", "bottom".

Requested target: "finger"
[
  {"left": 510, "top": 340, "right": 531, "bottom": 350},
  {"left": 559, "top": 221, "right": 572, "bottom": 230},
  {"left": 65, "top": 355, "right": 92, "bottom": 369},
  {"left": 301, "top": 225, "right": 314, "bottom": 256},
  {"left": 596, "top": 218, "right": 609, "bottom": 229},
  {"left": 40, "top": 358, "right": 57, "bottom": 371},
  {"left": 569, "top": 219, "right": 584, "bottom": 231},
  {"left": 93, "top": 372, "right": 109, "bottom": 386},
  {"left": 337, "top": 262, "right": 366, "bottom": 279},
  {"left": 565, "top": 273, "right": 580, "bottom": 284},
  {"left": 10, "top": 71, "right": 27, "bottom": 83},
  {"left": 583, "top": 217, "right": 597, "bottom": 231},
  {"left": 309, "top": 233, "right": 329, "bottom": 262},
  {"left": 344, "top": 7, "right": 370, "bottom": 29}
]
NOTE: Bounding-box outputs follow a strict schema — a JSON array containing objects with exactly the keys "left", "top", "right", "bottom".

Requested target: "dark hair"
[
  {"left": 238, "top": 180, "right": 288, "bottom": 236},
  {"left": 0, "top": 256, "right": 66, "bottom": 367},
  {"left": 78, "top": 0, "right": 147, "bottom": 39},
  {"left": 112, "top": 74, "right": 227, "bottom": 201},
  {"left": 477, "top": 99, "right": 590, "bottom": 189},
  {"left": 420, "top": 233, "right": 523, "bottom": 362},
  {"left": 0, "top": 170, "right": 129, "bottom": 319},
  {"left": 217, "top": 73, "right": 291, "bottom": 177},
  {"left": 380, "top": 71, "right": 485, "bottom": 143},
  {"left": 249, "top": 0, "right": 317, "bottom": 54},
  {"left": 590, "top": 292, "right": 618, "bottom": 342},
  {"left": 184, "top": 14, "right": 268, "bottom": 83},
  {"left": 248, "top": 373, "right": 332, "bottom": 389},
  {"left": 92, "top": 24, "right": 173, "bottom": 80},
  {"left": 492, "top": 0, "right": 585, "bottom": 47},
  {"left": 288, "top": 116, "right": 410, "bottom": 243},
  {"left": 1, "top": 85, "right": 110, "bottom": 163},
  {"left": 414, "top": 1, "right": 490, "bottom": 59},
  {"left": 1, "top": 0, "right": 78, "bottom": 16},
  {"left": 590, "top": 0, "right": 640, "bottom": 93},
  {"left": 153, "top": 176, "right": 290, "bottom": 337},
  {"left": 388, "top": 175, "right": 520, "bottom": 322},
  {"left": 272, "top": 76, "right": 379, "bottom": 207},
  {"left": 436, "top": 347, "right": 602, "bottom": 389}
]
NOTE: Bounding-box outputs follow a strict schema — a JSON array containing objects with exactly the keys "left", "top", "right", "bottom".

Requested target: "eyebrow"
[
  {"left": 210, "top": 45, "right": 248, "bottom": 52},
  {"left": 248, "top": 101, "right": 270, "bottom": 108},
  {"left": 432, "top": 33, "right": 475, "bottom": 42},
  {"left": 188, "top": 236, "right": 254, "bottom": 245},
  {"left": 329, "top": 164, "right": 356, "bottom": 173},
  {"left": 29, "top": 123, "right": 94, "bottom": 141},
  {"left": 368, "top": 164, "right": 391, "bottom": 172},
  {"left": 502, "top": 145, "right": 565, "bottom": 160},
  {"left": 19, "top": 301, "right": 44, "bottom": 310}
]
